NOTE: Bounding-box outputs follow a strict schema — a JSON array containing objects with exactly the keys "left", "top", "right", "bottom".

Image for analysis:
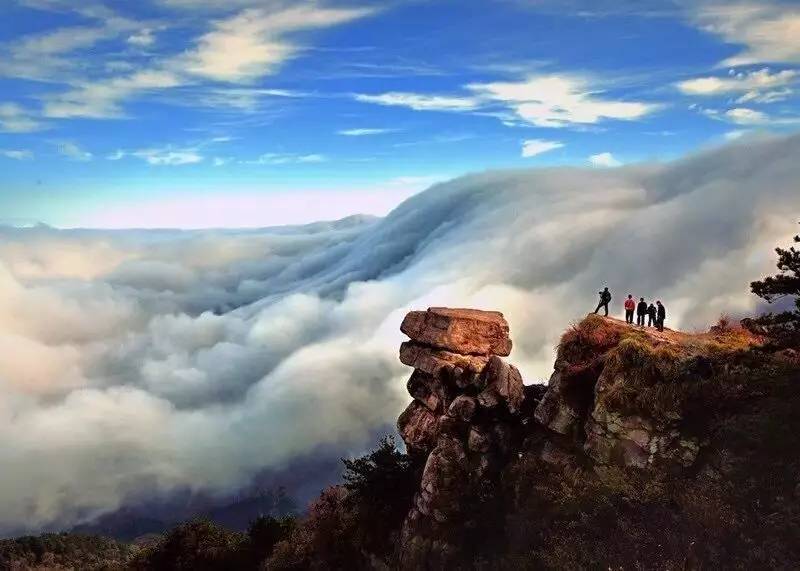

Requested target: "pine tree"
[{"left": 747, "top": 223, "right": 800, "bottom": 346}]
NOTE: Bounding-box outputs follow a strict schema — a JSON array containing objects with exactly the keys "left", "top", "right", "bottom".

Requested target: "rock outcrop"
[
  {"left": 396, "top": 308, "right": 523, "bottom": 569},
  {"left": 395, "top": 310, "right": 764, "bottom": 569},
  {"left": 533, "top": 316, "right": 715, "bottom": 471}
]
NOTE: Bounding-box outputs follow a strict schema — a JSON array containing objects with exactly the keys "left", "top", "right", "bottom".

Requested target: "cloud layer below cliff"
[{"left": 1, "top": 133, "right": 799, "bottom": 534}]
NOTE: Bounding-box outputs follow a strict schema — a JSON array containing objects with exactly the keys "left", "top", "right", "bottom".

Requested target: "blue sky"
[{"left": 0, "top": 0, "right": 798, "bottom": 228}]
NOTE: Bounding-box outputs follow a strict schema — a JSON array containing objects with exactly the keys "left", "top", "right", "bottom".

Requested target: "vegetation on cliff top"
[{"left": 748, "top": 224, "right": 800, "bottom": 347}]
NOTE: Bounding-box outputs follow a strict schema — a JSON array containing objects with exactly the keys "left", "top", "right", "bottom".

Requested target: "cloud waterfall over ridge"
[{"left": 1, "top": 133, "right": 799, "bottom": 534}]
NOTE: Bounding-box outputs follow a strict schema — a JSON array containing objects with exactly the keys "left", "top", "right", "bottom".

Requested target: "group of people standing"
[{"left": 594, "top": 287, "right": 667, "bottom": 331}]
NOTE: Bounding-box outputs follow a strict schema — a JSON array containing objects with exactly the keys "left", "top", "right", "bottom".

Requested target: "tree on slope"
[{"left": 748, "top": 222, "right": 800, "bottom": 346}]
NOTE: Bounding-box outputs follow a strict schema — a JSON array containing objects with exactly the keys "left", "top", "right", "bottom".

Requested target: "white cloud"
[
  {"left": 246, "top": 152, "right": 327, "bottom": 165},
  {"left": 589, "top": 151, "right": 621, "bottom": 167},
  {"left": 724, "top": 129, "right": 748, "bottom": 140},
  {"left": 187, "top": 87, "right": 309, "bottom": 112},
  {"left": 677, "top": 68, "right": 797, "bottom": 100},
  {"left": 338, "top": 128, "right": 397, "bottom": 136},
  {"left": 469, "top": 74, "right": 659, "bottom": 128},
  {"left": 0, "top": 149, "right": 34, "bottom": 161},
  {"left": 105, "top": 146, "right": 204, "bottom": 165},
  {"left": 736, "top": 88, "right": 793, "bottom": 104},
  {"left": 134, "top": 148, "right": 204, "bottom": 166},
  {"left": 11, "top": 3, "right": 364, "bottom": 121},
  {"left": 355, "top": 74, "right": 660, "bottom": 129},
  {"left": 692, "top": 2, "right": 800, "bottom": 65},
  {"left": 0, "top": 4, "right": 142, "bottom": 83},
  {"left": 127, "top": 28, "right": 156, "bottom": 47},
  {"left": 695, "top": 104, "right": 799, "bottom": 126},
  {"left": 0, "top": 103, "right": 46, "bottom": 133},
  {"left": 354, "top": 92, "right": 481, "bottom": 112},
  {"left": 44, "top": 70, "right": 183, "bottom": 119},
  {"left": 56, "top": 142, "right": 93, "bottom": 161},
  {"left": 156, "top": 0, "right": 272, "bottom": 9},
  {"left": 725, "top": 107, "right": 769, "bottom": 125},
  {"left": 521, "top": 139, "right": 563, "bottom": 157},
  {"left": 213, "top": 157, "right": 231, "bottom": 166},
  {"left": 181, "top": 5, "right": 373, "bottom": 82},
  {"left": 0, "top": 27, "right": 110, "bottom": 81}
]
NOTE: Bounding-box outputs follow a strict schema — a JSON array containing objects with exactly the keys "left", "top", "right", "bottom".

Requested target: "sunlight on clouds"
[
  {"left": 677, "top": 68, "right": 797, "bottom": 102},
  {"left": 469, "top": 75, "right": 659, "bottom": 128},
  {"left": 725, "top": 107, "right": 770, "bottom": 125},
  {"left": 589, "top": 152, "right": 621, "bottom": 167},
  {"left": 15, "top": 2, "right": 370, "bottom": 121},
  {"left": 182, "top": 5, "right": 373, "bottom": 82},
  {"left": 692, "top": 2, "right": 800, "bottom": 66},
  {"left": 354, "top": 74, "right": 659, "bottom": 128}
]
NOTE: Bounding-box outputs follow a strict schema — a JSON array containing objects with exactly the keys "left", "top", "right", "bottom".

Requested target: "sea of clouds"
[{"left": 1, "top": 133, "right": 799, "bottom": 535}]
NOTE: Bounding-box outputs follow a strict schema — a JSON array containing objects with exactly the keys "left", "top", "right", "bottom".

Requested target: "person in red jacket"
[{"left": 624, "top": 294, "right": 636, "bottom": 324}]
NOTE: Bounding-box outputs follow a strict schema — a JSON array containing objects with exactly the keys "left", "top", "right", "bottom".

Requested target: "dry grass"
[
  {"left": 557, "top": 315, "right": 640, "bottom": 364},
  {"left": 559, "top": 316, "right": 763, "bottom": 419}
]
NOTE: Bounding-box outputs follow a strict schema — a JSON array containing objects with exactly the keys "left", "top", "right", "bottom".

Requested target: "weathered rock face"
[
  {"left": 584, "top": 359, "right": 701, "bottom": 470},
  {"left": 533, "top": 361, "right": 603, "bottom": 438},
  {"left": 397, "top": 307, "right": 522, "bottom": 569},
  {"left": 584, "top": 407, "right": 700, "bottom": 469},
  {"left": 401, "top": 307, "right": 512, "bottom": 356},
  {"left": 399, "top": 342, "right": 489, "bottom": 385},
  {"left": 533, "top": 316, "right": 703, "bottom": 472},
  {"left": 396, "top": 312, "right": 718, "bottom": 569}
]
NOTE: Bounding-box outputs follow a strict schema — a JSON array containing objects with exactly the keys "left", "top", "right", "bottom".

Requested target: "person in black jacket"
[
  {"left": 594, "top": 287, "right": 611, "bottom": 316},
  {"left": 647, "top": 303, "right": 657, "bottom": 327},
  {"left": 636, "top": 297, "right": 648, "bottom": 326},
  {"left": 656, "top": 300, "right": 666, "bottom": 331}
]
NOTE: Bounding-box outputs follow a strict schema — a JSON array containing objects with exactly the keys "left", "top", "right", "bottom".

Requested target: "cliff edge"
[{"left": 394, "top": 309, "right": 799, "bottom": 569}]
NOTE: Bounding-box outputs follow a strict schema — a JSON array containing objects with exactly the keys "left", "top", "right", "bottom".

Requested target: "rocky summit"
[{"left": 393, "top": 309, "right": 799, "bottom": 570}]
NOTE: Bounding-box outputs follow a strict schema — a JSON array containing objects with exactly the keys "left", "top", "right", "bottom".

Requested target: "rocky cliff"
[
  {"left": 395, "top": 309, "right": 799, "bottom": 569},
  {"left": 396, "top": 308, "right": 526, "bottom": 568}
]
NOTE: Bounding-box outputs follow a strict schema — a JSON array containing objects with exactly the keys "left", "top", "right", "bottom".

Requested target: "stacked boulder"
[{"left": 396, "top": 308, "right": 524, "bottom": 569}]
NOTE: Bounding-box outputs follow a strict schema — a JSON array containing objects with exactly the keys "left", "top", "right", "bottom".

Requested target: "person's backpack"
[{"left": 603, "top": 290, "right": 612, "bottom": 303}]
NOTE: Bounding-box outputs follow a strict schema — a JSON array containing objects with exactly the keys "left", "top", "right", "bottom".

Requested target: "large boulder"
[
  {"left": 401, "top": 307, "right": 512, "bottom": 356},
  {"left": 399, "top": 342, "right": 490, "bottom": 384}
]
